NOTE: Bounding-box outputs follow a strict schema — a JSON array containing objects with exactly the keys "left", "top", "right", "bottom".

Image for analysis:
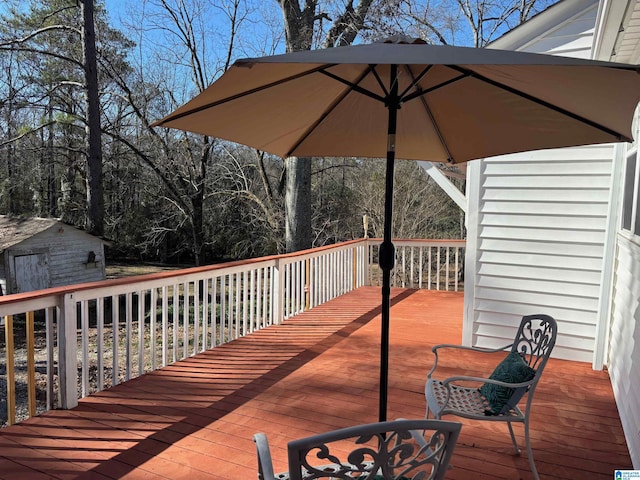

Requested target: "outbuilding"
[{"left": 0, "top": 216, "right": 106, "bottom": 295}]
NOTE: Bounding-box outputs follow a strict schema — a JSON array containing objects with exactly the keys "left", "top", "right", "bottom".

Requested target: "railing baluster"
[
  {"left": 436, "top": 248, "right": 441, "bottom": 291},
  {"left": 402, "top": 247, "right": 407, "bottom": 288},
  {"left": 446, "top": 248, "right": 451, "bottom": 291},
  {"left": 202, "top": 278, "right": 209, "bottom": 350},
  {"left": 112, "top": 295, "right": 119, "bottom": 386},
  {"left": 418, "top": 247, "right": 424, "bottom": 289},
  {"left": 162, "top": 286, "right": 168, "bottom": 366},
  {"left": 249, "top": 269, "right": 256, "bottom": 333},
  {"left": 138, "top": 290, "right": 145, "bottom": 377},
  {"left": 172, "top": 284, "right": 179, "bottom": 363},
  {"left": 97, "top": 298, "right": 104, "bottom": 392},
  {"left": 182, "top": 282, "right": 189, "bottom": 360},
  {"left": 26, "top": 311, "right": 36, "bottom": 418},
  {"left": 81, "top": 300, "right": 89, "bottom": 397},
  {"left": 193, "top": 280, "right": 200, "bottom": 354},
  {"left": 150, "top": 288, "right": 157, "bottom": 370},
  {"left": 46, "top": 306, "right": 55, "bottom": 408},
  {"left": 298, "top": 260, "right": 302, "bottom": 313},
  {"left": 230, "top": 274, "right": 237, "bottom": 339},
  {"left": 5, "top": 315, "right": 16, "bottom": 425},
  {"left": 243, "top": 270, "right": 249, "bottom": 336},
  {"left": 257, "top": 268, "right": 263, "bottom": 328},
  {"left": 455, "top": 248, "right": 460, "bottom": 292},
  {"left": 125, "top": 292, "right": 132, "bottom": 380},
  {"left": 211, "top": 276, "right": 218, "bottom": 347},
  {"left": 428, "top": 247, "right": 432, "bottom": 289}
]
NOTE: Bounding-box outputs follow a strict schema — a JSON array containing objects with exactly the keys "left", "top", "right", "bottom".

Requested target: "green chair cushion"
[{"left": 479, "top": 351, "right": 535, "bottom": 415}]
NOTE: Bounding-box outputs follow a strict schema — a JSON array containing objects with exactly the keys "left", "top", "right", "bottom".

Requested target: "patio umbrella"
[{"left": 152, "top": 38, "right": 640, "bottom": 422}]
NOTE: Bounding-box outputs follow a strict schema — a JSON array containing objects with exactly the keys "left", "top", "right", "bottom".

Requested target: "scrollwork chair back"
[{"left": 255, "top": 419, "right": 461, "bottom": 480}]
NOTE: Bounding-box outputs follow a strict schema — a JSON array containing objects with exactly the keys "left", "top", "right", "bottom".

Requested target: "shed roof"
[{"left": 0, "top": 216, "right": 96, "bottom": 252}]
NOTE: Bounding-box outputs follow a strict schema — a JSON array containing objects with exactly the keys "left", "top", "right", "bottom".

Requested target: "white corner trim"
[
  {"left": 593, "top": 143, "right": 624, "bottom": 370},
  {"left": 593, "top": 0, "right": 630, "bottom": 60},
  {"left": 462, "top": 160, "right": 481, "bottom": 347}
]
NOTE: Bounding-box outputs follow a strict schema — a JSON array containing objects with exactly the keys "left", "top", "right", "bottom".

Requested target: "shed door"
[{"left": 14, "top": 254, "right": 50, "bottom": 293}]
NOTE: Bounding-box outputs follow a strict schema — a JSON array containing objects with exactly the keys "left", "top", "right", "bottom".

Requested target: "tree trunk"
[
  {"left": 277, "top": 0, "right": 374, "bottom": 252},
  {"left": 47, "top": 103, "right": 57, "bottom": 217},
  {"left": 81, "top": 0, "right": 104, "bottom": 236},
  {"left": 191, "top": 178, "right": 205, "bottom": 266},
  {"left": 285, "top": 156, "right": 312, "bottom": 252}
]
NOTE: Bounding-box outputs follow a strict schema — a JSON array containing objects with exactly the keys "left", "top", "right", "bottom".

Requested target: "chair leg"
[
  {"left": 524, "top": 418, "right": 539, "bottom": 480},
  {"left": 507, "top": 421, "right": 520, "bottom": 455}
]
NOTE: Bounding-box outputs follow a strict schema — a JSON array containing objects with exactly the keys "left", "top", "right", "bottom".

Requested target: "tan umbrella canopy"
[{"left": 153, "top": 38, "right": 640, "bottom": 422}]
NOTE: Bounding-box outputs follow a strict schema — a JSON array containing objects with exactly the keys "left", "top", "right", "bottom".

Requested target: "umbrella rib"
[
  {"left": 403, "top": 66, "right": 455, "bottom": 163},
  {"left": 284, "top": 66, "right": 383, "bottom": 157},
  {"left": 370, "top": 66, "right": 390, "bottom": 98},
  {"left": 402, "top": 73, "right": 469, "bottom": 103},
  {"left": 398, "top": 64, "right": 434, "bottom": 100},
  {"left": 319, "top": 66, "right": 387, "bottom": 104},
  {"left": 447, "top": 65, "right": 632, "bottom": 142},
  {"left": 153, "top": 64, "right": 338, "bottom": 126}
]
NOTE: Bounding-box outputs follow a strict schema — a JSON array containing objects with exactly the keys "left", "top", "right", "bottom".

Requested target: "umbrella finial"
[{"left": 378, "top": 35, "right": 426, "bottom": 45}]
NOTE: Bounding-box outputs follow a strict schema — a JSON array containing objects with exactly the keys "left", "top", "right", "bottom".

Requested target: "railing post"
[
  {"left": 58, "top": 293, "right": 78, "bottom": 409},
  {"left": 352, "top": 247, "right": 358, "bottom": 290},
  {"left": 364, "top": 239, "right": 372, "bottom": 287},
  {"left": 272, "top": 258, "right": 284, "bottom": 325}
]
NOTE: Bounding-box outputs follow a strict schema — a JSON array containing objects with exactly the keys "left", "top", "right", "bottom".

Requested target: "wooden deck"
[{"left": 0, "top": 287, "right": 631, "bottom": 479}]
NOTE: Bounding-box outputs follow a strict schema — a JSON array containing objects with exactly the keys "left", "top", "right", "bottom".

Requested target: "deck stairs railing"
[{"left": 0, "top": 238, "right": 465, "bottom": 426}]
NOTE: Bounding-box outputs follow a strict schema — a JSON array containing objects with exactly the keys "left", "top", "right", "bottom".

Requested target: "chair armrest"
[
  {"left": 254, "top": 433, "right": 277, "bottom": 480},
  {"left": 432, "top": 343, "right": 512, "bottom": 354}
]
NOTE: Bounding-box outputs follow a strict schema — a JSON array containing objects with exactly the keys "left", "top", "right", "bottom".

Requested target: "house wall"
[
  {"left": 609, "top": 233, "right": 640, "bottom": 467},
  {"left": 464, "top": 145, "right": 616, "bottom": 362},
  {"left": 4, "top": 225, "right": 105, "bottom": 293},
  {"left": 607, "top": 99, "right": 640, "bottom": 467}
]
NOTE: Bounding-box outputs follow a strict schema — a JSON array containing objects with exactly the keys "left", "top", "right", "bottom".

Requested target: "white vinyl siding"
[
  {"left": 608, "top": 233, "right": 640, "bottom": 468},
  {"left": 522, "top": 9, "right": 598, "bottom": 58},
  {"left": 469, "top": 145, "right": 615, "bottom": 362},
  {"left": 490, "top": 0, "right": 599, "bottom": 59}
]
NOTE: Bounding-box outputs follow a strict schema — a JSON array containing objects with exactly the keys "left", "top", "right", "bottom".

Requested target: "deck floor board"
[{"left": 0, "top": 287, "right": 631, "bottom": 479}]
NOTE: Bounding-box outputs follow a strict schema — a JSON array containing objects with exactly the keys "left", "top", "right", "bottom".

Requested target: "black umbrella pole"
[
  {"left": 378, "top": 155, "right": 395, "bottom": 423},
  {"left": 378, "top": 68, "right": 399, "bottom": 423}
]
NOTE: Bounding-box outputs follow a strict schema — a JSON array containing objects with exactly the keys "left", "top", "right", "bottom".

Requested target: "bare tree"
[
  {"left": 366, "top": 0, "right": 557, "bottom": 47},
  {"left": 103, "top": 0, "right": 263, "bottom": 264},
  {"left": 0, "top": 0, "right": 107, "bottom": 235}
]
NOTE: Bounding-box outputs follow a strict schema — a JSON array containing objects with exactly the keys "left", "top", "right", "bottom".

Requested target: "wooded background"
[{"left": 0, "top": 0, "right": 554, "bottom": 266}]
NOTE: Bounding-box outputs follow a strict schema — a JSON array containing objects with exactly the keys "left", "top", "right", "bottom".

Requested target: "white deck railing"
[{"left": 0, "top": 238, "right": 464, "bottom": 425}]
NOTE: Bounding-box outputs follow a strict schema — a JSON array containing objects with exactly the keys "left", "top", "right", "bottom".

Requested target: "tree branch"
[{"left": 0, "top": 120, "right": 57, "bottom": 148}]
